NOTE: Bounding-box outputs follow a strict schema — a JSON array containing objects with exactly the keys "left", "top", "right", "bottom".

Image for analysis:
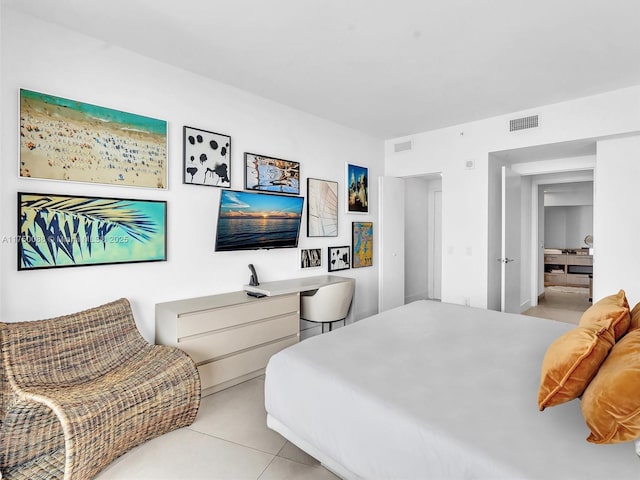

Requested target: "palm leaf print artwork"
[{"left": 18, "top": 193, "right": 166, "bottom": 270}]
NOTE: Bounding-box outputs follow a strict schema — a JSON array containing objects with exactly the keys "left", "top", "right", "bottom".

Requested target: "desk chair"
[{"left": 300, "top": 279, "right": 355, "bottom": 333}]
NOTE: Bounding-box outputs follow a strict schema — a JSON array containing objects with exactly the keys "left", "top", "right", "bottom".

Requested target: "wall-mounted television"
[{"left": 215, "top": 190, "right": 305, "bottom": 251}]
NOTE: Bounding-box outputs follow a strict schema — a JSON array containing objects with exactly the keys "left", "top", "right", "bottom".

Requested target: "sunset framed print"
[
  {"left": 346, "top": 163, "right": 368, "bottom": 213},
  {"left": 19, "top": 89, "right": 168, "bottom": 189},
  {"left": 352, "top": 221, "right": 373, "bottom": 268},
  {"left": 18, "top": 192, "right": 167, "bottom": 270},
  {"left": 307, "top": 178, "right": 338, "bottom": 237},
  {"left": 183, "top": 125, "right": 231, "bottom": 187}
]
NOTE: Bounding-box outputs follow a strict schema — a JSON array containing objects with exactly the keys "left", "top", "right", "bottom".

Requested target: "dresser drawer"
[
  {"left": 566, "top": 274, "right": 590, "bottom": 287},
  {"left": 544, "top": 254, "right": 565, "bottom": 264},
  {"left": 177, "top": 293, "right": 299, "bottom": 338},
  {"left": 566, "top": 255, "right": 592, "bottom": 266},
  {"left": 178, "top": 313, "right": 299, "bottom": 363},
  {"left": 544, "top": 273, "right": 566, "bottom": 285},
  {"left": 198, "top": 335, "right": 298, "bottom": 390}
]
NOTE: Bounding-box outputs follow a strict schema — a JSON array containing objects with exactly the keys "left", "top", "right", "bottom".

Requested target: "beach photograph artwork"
[
  {"left": 18, "top": 192, "right": 167, "bottom": 270},
  {"left": 19, "top": 89, "right": 167, "bottom": 189}
]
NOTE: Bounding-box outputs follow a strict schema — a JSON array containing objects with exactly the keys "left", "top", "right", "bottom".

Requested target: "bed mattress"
[{"left": 265, "top": 300, "right": 639, "bottom": 479}]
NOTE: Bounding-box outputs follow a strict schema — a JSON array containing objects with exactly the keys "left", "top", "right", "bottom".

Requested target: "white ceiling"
[{"left": 4, "top": 0, "right": 640, "bottom": 139}]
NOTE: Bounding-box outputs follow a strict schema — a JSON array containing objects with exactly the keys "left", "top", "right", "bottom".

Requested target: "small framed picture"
[
  {"left": 307, "top": 178, "right": 338, "bottom": 237},
  {"left": 328, "top": 246, "right": 351, "bottom": 272},
  {"left": 352, "top": 222, "right": 373, "bottom": 268},
  {"left": 346, "top": 163, "right": 369, "bottom": 213},
  {"left": 301, "top": 248, "right": 322, "bottom": 269},
  {"left": 245, "top": 152, "right": 300, "bottom": 195},
  {"left": 183, "top": 126, "right": 231, "bottom": 187}
]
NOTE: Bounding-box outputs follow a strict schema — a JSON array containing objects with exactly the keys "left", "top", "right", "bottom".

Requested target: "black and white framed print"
[
  {"left": 183, "top": 126, "right": 231, "bottom": 187},
  {"left": 328, "top": 245, "right": 350, "bottom": 272},
  {"left": 301, "top": 248, "right": 321, "bottom": 269}
]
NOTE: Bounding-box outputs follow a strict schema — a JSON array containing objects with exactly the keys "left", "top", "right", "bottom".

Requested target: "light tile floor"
[
  {"left": 96, "top": 376, "right": 338, "bottom": 480},
  {"left": 522, "top": 286, "right": 591, "bottom": 325},
  {"left": 95, "top": 290, "right": 588, "bottom": 479}
]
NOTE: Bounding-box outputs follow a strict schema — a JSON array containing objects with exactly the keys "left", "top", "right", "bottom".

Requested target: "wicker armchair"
[{"left": 0, "top": 298, "right": 201, "bottom": 480}]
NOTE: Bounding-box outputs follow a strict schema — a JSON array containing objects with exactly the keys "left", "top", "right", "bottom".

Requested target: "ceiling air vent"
[
  {"left": 393, "top": 140, "right": 412, "bottom": 153},
  {"left": 509, "top": 115, "right": 539, "bottom": 132}
]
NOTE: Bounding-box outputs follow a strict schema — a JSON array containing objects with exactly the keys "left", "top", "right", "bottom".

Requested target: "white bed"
[{"left": 265, "top": 300, "right": 639, "bottom": 479}]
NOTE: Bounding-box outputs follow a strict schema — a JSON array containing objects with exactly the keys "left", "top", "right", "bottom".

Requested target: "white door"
[
  {"left": 501, "top": 166, "right": 521, "bottom": 312},
  {"left": 432, "top": 189, "right": 442, "bottom": 300},
  {"left": 379, "top": 176, "right": 405, "bottom": 312}
]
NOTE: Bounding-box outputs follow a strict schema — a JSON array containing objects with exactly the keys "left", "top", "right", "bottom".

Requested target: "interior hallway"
[{"left": 523, "top": 286, "right": 592, "bottom": 325}]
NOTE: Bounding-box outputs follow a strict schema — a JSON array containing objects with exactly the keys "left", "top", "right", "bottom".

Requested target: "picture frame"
[
  {"left": 328, "top": 245, "right": 350, "bottom": 272},
  {"left": 18, "top": 192, "right": 167, "bottom": 270},
  {"left": 307, "top": 178, "right": 338, "bottom": 237},
  {"left": 300, "top": 248, "right": 322, "bottom": 269},
  {"left": 19, "top": 89, "right": 168, "bottom": 189},
  {"left": 244, "top": 152, "right": 300, "bottom": 195},
  {"left": 183, "top": 126, "right": 231, "bottom": 187},
  {"left": 346, "top": 163, "right": 369, "bottom": 213},
  {"left": 352, "top": 221, "right": 373, "bottom": 268}
]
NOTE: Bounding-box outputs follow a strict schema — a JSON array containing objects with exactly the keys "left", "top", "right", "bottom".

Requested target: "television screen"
[{"left": 215, "top": 190, "right": 305, "bottom": 251}]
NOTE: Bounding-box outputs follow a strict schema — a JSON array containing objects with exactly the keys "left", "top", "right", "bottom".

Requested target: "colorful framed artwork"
[
  {"left": 352, "top": 222, "right": 373, "bottom": 268},
  {"left": 183, "top": 126, "right": 231, "bottom": 187},
  {"left": 328, "top": 245, "right": 350, "bottom": 272},
  {"left": 18, "top": 192, "right": 167, "bottom": 270},
  {"left": 346, "top": 163, "right": 369, "bottom": 213},
  {"left": 301, "top": 248, "right": 322, "bottom": 269},
  {"left": 307, "top": 178, "right": 338, "bottom": 237},
  {"left": 19, "top": 89, "right": 167, "bottom": 189},
  {"left": 244, "top": 152, "right": 300, "bottom": 195}
]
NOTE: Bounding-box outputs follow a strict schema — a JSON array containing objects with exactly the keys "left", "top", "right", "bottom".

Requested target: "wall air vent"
[
  {"left": 509, "top": 115, "right": 539, "bottom": 132},
  {"left": 393, "top": 140, "right": 413, "bottom": 153}
]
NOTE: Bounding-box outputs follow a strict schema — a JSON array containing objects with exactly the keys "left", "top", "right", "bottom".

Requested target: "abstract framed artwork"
[
  {"left": 18, "top": 192, "right": 167, "bottom": 270},
  {"left": 307, "top": 178, "right": 338, "bottom": 237},
  {"left": 346, "top": 163, "right": 369, "bottom": 213},
  {"left": 328, "top": 245, "right": 350, "bottom": 272},
  {"left": 244, "top": 152, "right": 300, "bottom": 195},
  {"left": 352, "top": 221, "right": 373, "bottom": 268},
  {"left": 19, "top": 89, "right": 167, "bottom": 189},
  {"left": 183, "top": 126, "right": 231, "bottom": 187},
  {"left": 301, "top": 248, "right": 322, "bottom": 269}
]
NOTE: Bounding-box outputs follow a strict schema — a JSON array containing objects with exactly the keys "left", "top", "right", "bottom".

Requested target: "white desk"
[{"left": 243, "top": 275, "right": 352, "bottom": 296}]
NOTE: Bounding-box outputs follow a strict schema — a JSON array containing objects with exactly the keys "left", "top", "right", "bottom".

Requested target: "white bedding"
[{"left": 265, "top": 300, "right": 640, "bottom": 479}]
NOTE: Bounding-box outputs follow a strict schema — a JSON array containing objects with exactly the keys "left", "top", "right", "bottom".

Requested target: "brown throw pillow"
[
  {"left": 538, "top": 318, "right": 615, "bottom": 411},
  {"left": 579, "top": 289, "right": 630, "bottom": 341},
  {"left": 629, "top": 302, "right": 640, "bottom": 332},
  {"left": 581, "top": 328, "right": 640, "bottom": 443}
]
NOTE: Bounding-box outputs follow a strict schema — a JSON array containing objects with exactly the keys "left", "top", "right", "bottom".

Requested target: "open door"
[
  {"left": 379, "top": 176, "right": 405, "bottom": 312},
  {"left": 501, "top": 165, "right": 521, "bottom": 312}
]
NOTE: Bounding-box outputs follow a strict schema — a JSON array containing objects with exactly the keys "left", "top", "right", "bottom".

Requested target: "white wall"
[
  {"left": 386, "top": 86, "right": 640, "bottom": 308},
  {"left": 0, "top": 9, "right": 383, "bottom": 339},
  {"left": 544, "top": 206, "right": 593, "bottom": 249},
  {"left": 404, "top": 177, "right": 428, "bottom": 303},
  {"left": 594, "top": 135, "right": 640, "bottom": 303}
]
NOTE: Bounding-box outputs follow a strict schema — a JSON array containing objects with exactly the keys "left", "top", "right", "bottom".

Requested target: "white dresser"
[{"left": 156, "top": 291, "right": 299, "bottom": 395}]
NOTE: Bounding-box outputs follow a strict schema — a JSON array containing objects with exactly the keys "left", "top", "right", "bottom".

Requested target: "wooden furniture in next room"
[{"left": 544, "top": 251, "right": 593, "bottom": 288}]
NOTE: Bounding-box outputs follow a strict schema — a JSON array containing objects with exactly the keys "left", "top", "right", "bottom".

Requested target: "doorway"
[
  {"left": 488, "top": 139, "right": 597, "bottom": 316},
  {"left": 379, "top": 174, "right": 442, "bottom": 312}
]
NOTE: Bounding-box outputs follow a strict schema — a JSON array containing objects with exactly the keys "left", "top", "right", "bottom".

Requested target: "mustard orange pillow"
[
  {"left": 538, "top": 319, "right": 615, "bottom": 411},
  {"left": 581, "top": 328, "right": 640, "bottom": 443},
  {"left": 630, "top": 302, "right": 640, "bottom": 332},
  {"left": 579, "top": 289, "right": 630, "bottom": 341}
]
